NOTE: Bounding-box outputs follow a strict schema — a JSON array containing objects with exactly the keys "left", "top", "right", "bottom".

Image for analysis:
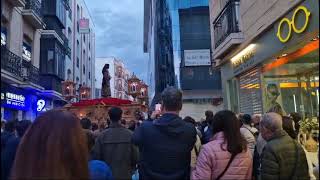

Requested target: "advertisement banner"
[
  {"left": 79, "top": 18, "right": 90, "bottom": 34},
  {"left": 184, "top": 49, "right": 211, "bottom": 66}
]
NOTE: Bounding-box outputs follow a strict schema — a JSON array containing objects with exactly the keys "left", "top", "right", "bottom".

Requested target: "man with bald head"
[{"left": 260, "top": 113, "right": 309, "bottom": 180}]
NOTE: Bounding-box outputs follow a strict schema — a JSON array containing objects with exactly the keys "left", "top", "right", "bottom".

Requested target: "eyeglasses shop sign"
[{"left": 184, "top": 49, "right": 211, "bottom": 66}]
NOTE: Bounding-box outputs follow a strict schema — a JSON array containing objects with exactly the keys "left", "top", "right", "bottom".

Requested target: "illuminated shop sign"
[
  {"left": 22, "top": 42, "right": 32, "bottom": 61},
  {"left": 36, "top": 99, "right": 47, "bottom": 112},
  {"left": 1, "top": 28, "right": 7, "bottom": 46},
  {"left": 277, "top": 6, "right": 311, "bottom": 43},
  {"left": 1, "top": 92, "right": 26, "bottom": 108}
]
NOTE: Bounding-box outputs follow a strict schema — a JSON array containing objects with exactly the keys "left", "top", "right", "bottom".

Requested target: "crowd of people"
[{"left": 1, "top": 86, "right": 319, "bottom": 180}]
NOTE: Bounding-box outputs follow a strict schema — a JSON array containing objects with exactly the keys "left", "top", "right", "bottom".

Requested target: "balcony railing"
[
  {"left": 213, "top": 0, "right": 240, "bottom": 48},
  {"left": 25, "top": 0, "right": 42, "bottom": 18},
  {"left": 22, "top": 60, "right": 40, "bottom": 84},
  {"left": 1, "top": 46, "right": 40, "bottom": 85},
  {"left": 1, "top": 46, "right": 22, "bottom": 77}
]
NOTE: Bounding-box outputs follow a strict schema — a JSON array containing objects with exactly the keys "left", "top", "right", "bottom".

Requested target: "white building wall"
[
  {"left": 95, "top": 57, "right": 131, "bottom": 100},
  {"left": 66, "top": 0, "right": 95, "bottom": 99}
]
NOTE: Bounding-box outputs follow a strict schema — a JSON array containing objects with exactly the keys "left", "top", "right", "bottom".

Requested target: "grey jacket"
[{"left": 92, "top": 123, "right": 138, "bottom": 180}]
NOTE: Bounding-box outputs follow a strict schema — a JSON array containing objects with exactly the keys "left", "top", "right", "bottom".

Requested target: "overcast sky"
[{"left": 86, "top": 0, "right": 148, "bottom": 88}]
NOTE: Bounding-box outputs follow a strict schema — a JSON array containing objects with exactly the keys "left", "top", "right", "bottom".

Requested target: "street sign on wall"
[
  {"left": 79, "top": 18, "right": 90, "bottom": 34},
  {"left": 184, "top": 49, "right": 211, "bottom": 66}
]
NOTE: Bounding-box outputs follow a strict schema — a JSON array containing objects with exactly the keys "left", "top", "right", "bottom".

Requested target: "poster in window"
[
  {"left": 264, "top": 82, "right": 285, "bottom": 115},
  {"left": 22, "top": 42, "right": 32, "bottom": 61},
  {"left": 1, "top": 27, "right": 7, "bottom": 46}
]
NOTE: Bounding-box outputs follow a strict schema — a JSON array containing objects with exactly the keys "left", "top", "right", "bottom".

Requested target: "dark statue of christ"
[{"left": 102, "top": 64, "right": 111, "bottom": 97}]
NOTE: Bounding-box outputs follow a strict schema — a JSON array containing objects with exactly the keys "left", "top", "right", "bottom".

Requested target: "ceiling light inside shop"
[{"left": 231, "top": 44, "right": 256, "bottom": 64}]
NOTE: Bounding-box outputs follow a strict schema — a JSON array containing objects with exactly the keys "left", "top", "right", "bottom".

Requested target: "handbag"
[{"left": 216, "top": 153, "right": 237, "bottom": 180}]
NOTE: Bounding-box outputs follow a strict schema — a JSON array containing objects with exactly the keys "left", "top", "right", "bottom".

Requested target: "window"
[
  {"left": 83, "top": 66, "right": 85, "bottom": 74},
  {"left": 67, "top": 69, "right": 72, "bottom": 80},
  {"left": 56, "top": 0, "right": 66, "bottom": 26},
  {"left": 22, "top": 35, "right": 32, "bottom": 62},
  {"left": 89, "top": 72, "right": 91, "bottom": 79},
  {"left": 83, "top": 35, "right": 85, "bottom": 42},
  {"left": 77, "top": 40, "right": 80, "bottom": 57},
  {"left": 68, "top": 28, "right": 72, "bottom": 46},
  {"left": 1, "top": 26, "right": 7, "bottom": 47},
  {"left": 76, "top": 58, "right": 79, "bottom": 68},
  {"left": 77, "top": 5, "right": 80, "bottom": 21},
  {"left": 47, "top": 50, "right": 54, "bottom": 73}
]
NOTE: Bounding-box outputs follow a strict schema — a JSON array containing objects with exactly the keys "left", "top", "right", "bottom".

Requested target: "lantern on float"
[{"left": 62, "top": 80, "right": 76, "bottom": 101}]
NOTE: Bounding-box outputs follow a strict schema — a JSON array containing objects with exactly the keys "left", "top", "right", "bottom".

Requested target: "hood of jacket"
[{"left": 153, "top": 113, "right": 185, "bottom": 136}]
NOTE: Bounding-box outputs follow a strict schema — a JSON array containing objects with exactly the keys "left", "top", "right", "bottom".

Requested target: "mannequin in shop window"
[{"left": 266, "top": 83, "right": 285, "bottom": 116}]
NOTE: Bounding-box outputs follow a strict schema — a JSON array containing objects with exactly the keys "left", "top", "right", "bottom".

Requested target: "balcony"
[
  {"left": 60, "top": 33, "right": 71, "bottom": 58},
  {"left": 212, "top": 0, "right": 244, "bottom": 60},
  {"left": 8, "top": 0, "right": 26, "bottom": 7},
  {"left": 22, "top": 0, "right": 45, "bottom": 29},
  {"left": 1, "top": 46, "right": 22, "bottom": 78},
  {"left": 1, "top": 46, "right": 40, "bottom": 85},
  {"left": 22, "top": 60, "right": 40, "bottom": 84}
]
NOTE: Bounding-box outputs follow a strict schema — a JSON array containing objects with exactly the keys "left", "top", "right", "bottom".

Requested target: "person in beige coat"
[{"left": 183, "top": 116, "right": 202, "bottom": 169}]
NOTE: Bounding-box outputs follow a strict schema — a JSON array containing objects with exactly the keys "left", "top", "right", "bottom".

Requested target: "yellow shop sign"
[{"left": 277, "top": 6, "right": 311, "bottom": 43}]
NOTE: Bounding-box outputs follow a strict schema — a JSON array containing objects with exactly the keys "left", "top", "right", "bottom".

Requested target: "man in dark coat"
[
  {"left": 260, "top": 112, "right": 309, "bottom": 180},
  {"left": 92, "top": 107, "right": 138, "bottom": 180},
  {"left": 1, "top": 120, "right": 16, "bottom": 151},
  {"left": 132, "top": 87, "right": 197, "bottom": 180},
  {"left": 1, "top": 120, "right": 31, "bottom": 180}
]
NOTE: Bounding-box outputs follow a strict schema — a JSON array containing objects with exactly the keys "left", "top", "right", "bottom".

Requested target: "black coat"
[
  {"left": 1, "top": 136, "right": 20, "bottom": 180},
  {"left": 92, "top": 123, "right": 138, "bottom": 180},
  {"left": 132, "top": 113, "right": 197, "bottom": 180}
]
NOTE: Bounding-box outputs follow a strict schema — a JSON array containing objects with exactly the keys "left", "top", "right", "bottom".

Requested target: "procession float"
[{"left": 62, "top": 63, "right": 148, "bottom": 126}]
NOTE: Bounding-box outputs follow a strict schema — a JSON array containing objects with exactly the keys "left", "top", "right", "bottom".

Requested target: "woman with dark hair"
[
  {"left": 289, "top": 112, "right": 302, "bottom": 134},
  {"left": 282, "top": 116, "right": 297, "bottom": 139},
  {"left": 10, "top": 110, "right": 89, "bottom": 180},
  {"left": 192, "top": 110, "right": 252, "bottom": 180}
]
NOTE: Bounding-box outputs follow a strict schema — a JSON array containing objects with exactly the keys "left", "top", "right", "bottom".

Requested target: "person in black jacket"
[
  {"left": 1, "top": 120, "right": 16, "bottom": 151},
  {"left": 1, "top": 120, "right": 31, "bottom": 180},
  {"left": 132, "top": 87, "right": 197, "bottom": 180}
]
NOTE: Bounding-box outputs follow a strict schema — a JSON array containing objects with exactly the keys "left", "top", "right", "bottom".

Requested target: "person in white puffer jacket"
[{"left": 240, "top": 114, "right": 258, "bottom": 156}]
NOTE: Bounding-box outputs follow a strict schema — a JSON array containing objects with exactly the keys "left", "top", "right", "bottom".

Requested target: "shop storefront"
[
  {"left": 1, "top": 82, "right": 66, "bottom": 121},
  {"left": 225, "top": 0, "right": 319, "bottom": 118},
  {"left": 1, "top": 82, "right": 36, "bottom": 121}
]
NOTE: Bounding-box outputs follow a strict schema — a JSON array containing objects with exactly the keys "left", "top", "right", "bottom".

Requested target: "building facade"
[
  {"left": 1, "top": 0, "right": 47, "bottom": 121},
  {"left": 175, "top": 2, "right": 223, "bottom": 119},
  {"left": 64, "top": 0, "right": 95, "bottom": 101},
  {"left": 210, "top": 0, "right": 319, "bottom": 118},
  {"left": 39, "top": 0, "right": 70, "bottom": 108},
  {"left": 95, "top": 57, "right": 132, "bottom": 100},
  {"left": 143, "top": 0, "right": 175, "bottom": 108}
]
